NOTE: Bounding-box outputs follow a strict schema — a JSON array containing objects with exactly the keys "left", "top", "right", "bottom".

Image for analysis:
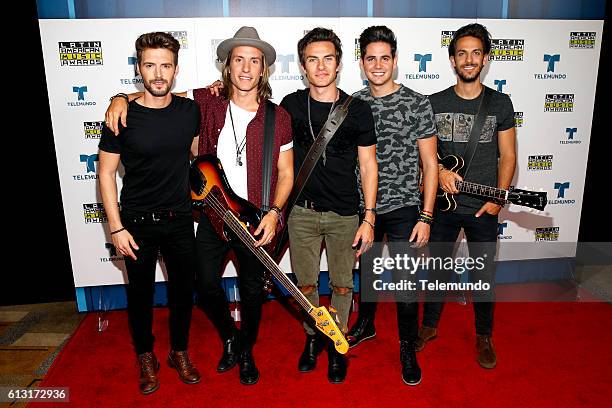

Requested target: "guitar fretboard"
[{"left": 456, "top": 180, "right": 508, "bottom": 201}]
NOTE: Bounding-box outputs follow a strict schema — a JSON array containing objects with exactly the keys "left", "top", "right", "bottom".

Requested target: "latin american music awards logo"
[
  {"left": 84, "top": 121, "right": 103, "bottom": 139},
  {"left": 535, "top": 227, "right": 560, "bottom": 242},
  {"left": 167, "top": 31, "right": 188, "bottom": 49},
  {"left": 405, "top": 53, "right": 439, "bottom": 80},
  {"left": 497, "top": 223, "right": 512, "bottom": 240},
  {"left": 440, "top": 31, "right": 455, "bottom": 48},
  {"left": 560, "top": 127, "right": 581, "bottom": 145},
  {"left": 354, "top": 38, "right": 361, "bottom": 60},
  {"left": 534, "top": 53, "right": 567, "bottom": 80},
  {"left": 544, "top": 94, "right": 574, "bottom": 112},
  {"left": 514, "top": 112, "right": 523, "bottom": 127},
  {"left": 490, "top": 39, "right": 524, "bottom": 61},
  {"left": 527, "top": 155, "right": 553, "bottom": 171},
  {"left": 549, "top": 182, "right": 575, "bottom": 205},
  {"left": 73, "top": 154, "right": 99, "bottom": 181},
  {"left": 569, "top": 32, "right": 596, "bottom": 49},
  {"left": 59, "top": 41, "right": 103, "bottom": 66},
  {"left": 83, "top": 203, "right": 106, "bottom": 224}
]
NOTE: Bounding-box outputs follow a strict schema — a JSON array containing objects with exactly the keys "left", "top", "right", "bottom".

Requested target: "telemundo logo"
[
  {"left": 271, "top": 54, "right": 303, "bottom": 81},
  {"left": 560, "top": 127, "right": 581, "bottom": 145},
  {"left": 405, "top": 53, "right": 439, "bottom": 80},
  {"left": 74, "top": 154, "right": 99, "bottom": 181},
  {"left": 68, "top": 86, "right": 96, "bottom": 107},
  {"left": 120, "top": 56, "right": 143, "bottom": 85},
  {"left": 549, "top": 182, "right": 575, "bottom": 205},
  {"left": 497, "top": 222, "right": 512, "bottom": 240},
  {"left": 534, "top": 54, "right": 566, "bottom": 80}
]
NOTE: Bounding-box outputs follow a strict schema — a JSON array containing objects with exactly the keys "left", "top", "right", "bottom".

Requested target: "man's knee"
[
  {"left": 332, "top": 286, "right": 352, "bottom": 295},
  {"left": 299, "top": 285, "right": 317, "bottom": 295}
]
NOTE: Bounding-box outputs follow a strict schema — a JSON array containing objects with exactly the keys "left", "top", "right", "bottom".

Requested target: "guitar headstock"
[
  {"left": 508, "top": 187, "right": 547, "bottom": 211},
  {"left": 309, "top": 306, "right": 349, "bottom": 354}
]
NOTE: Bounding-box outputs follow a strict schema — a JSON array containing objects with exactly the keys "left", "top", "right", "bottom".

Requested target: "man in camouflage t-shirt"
[{"left": 347, "top": 26, "right": 439, "bottom": 386}]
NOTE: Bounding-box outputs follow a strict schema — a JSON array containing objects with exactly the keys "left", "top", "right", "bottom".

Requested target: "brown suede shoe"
[
  {"left": 415, "top": 326, "right": 437, "bottom": 352},
  {"left": 137, "top": 352, "right": 160, "bottom": 395},
  {"left": 476, "top": 335, "right": 497, "bottom": 369},
  {"left": 168, "top": 350, "right": 201, "bottom": 384}
]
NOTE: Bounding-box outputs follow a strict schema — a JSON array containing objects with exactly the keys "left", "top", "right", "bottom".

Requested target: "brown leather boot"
[
  {"left": 476, "top": 335, "right": 497, "bottom": 369},
  {"left": 168, "top": 350, "right": 201, "bottom": 384},
  {"left": 137, "top": 352, "right": 160, "bottom": 395},
  {"left": 414, "top": 326, "right": 437, "bottom": 352}
]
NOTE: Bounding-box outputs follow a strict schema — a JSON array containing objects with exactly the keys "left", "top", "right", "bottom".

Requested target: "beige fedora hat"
[{"left": 216, "top": 26, "right": 276, "bottom": 66}]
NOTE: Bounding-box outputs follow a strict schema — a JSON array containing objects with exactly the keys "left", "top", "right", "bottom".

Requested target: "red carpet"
[{"left": 31, "top": 299, "right": 611, "bottom": 408}]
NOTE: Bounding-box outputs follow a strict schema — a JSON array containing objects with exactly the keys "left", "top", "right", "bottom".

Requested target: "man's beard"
[
  {"left": 455, "top": 64, "right": 482, "bottom": 83},
  {"left": 144, "top": 79, "right": 171, "bottom": 96}
]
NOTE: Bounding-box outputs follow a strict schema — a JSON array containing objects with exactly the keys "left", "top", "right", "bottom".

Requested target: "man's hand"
[
  {"left": 105, "top": 97, "right": 129, "bottom": 136},
  {"left": 207, "top": 80, "right": 224, "bottom": 97},
  {"left": 112, "top": 229, "right": 139, "bottom": 260},
  {"left": 409, "top": 222, "right": 430, "bottom": 248},
  {"left": 475, "top": 202, "right": 502, "bottom": 217},
  {"left": 439, "top": 168, "right": 462, "bottom": 194},
  {"left": 353, "top": 221, "right": 374, "bottom": 257},
  {"left": 253, "top": 212, "right": 278, "bottom": 247}
]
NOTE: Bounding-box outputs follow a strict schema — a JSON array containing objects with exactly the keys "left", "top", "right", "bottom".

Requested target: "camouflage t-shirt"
[{"left": 354, "top": 85, "right": 436, "bottom": 214}]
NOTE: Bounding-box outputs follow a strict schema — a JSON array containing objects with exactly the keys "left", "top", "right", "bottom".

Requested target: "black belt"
[
  {"left": 296, "top": 199, "right": 331, "bottom": 212},
  {"left": 121, "top": 210, "right": 179, "bottom": 224}
]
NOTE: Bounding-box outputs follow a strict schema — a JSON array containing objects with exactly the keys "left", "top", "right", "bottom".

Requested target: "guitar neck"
[
  {"left": 206, "top": 196, "right": 313, "bottom": 313},
  {"left": 456, "top": 180, "right": 508, "bottom": 202}
]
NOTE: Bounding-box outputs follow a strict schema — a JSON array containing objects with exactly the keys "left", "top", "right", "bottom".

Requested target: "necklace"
[
  {"left": 228, "top": 102, "right": 247, "bottom": 166},
  {"left": 307, "top": 90, "right": 338, "bottom": 166}
]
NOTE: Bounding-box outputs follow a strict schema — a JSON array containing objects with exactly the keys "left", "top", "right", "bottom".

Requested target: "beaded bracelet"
[{"left": 417, "top": 211, "right": 433, "bottom": 225}]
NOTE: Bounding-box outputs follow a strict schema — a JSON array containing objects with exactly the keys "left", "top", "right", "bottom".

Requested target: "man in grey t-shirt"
[{"left": 347, "top": 26, "right": 438, "bottom": 386}]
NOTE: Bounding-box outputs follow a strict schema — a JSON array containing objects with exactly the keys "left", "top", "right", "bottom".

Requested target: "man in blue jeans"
[{"left": 418, "top": 23, "right": 516, "bottom": 369}]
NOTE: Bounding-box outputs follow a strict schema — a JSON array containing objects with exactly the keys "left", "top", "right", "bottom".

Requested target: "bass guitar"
[
  {"left": 437, "top": 153, "right": 547, "bottom": 212},
  {"left": 190, "top": 154, "right": 349, "bottom": 354}
]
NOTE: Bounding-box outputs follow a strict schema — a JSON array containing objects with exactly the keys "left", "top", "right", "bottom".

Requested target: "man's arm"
[
  {"left": 410, "top": 137, "right": 438, "bottom": 245},
  {"left": 104, "top": 91, "right": 188, "bottom": 135},
  {"left": 353, "top": 144, "right": 377, "bottom": 257},
  {"left": 475, "top": 127, "right": 516, "bottom": 217},
  {"left": 254, "top": 149, "right": 294, "bottom": 247},
  {"left": 98, "top": 150, "right": 139, "bottom": 259}
]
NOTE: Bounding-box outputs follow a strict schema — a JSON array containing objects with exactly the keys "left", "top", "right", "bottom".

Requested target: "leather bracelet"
[
  {"left": 109, "top": 93, "right": 129, "bottom": 102},
  {"left": 362, "top": 219, "right": 375, "bottom": 229},
  {"left": 364, "top": 208, "right": 377, "bottom": 214},
  {"left": 269, "top": 205, "right": 283, "bottom": 228},
  {"left": 110, "top": 227, "right": 126, "bottom": 235}
]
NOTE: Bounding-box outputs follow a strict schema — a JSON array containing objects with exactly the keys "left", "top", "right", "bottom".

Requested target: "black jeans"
[
  {"left": 358, "top": 206, "right": 419, "bottom": 343},
  {"left": 422, "top": 210, "right": 498, "bottom": 336},
  {"left": 195, "top": 216, "right": 266, "bottom": 349},
  {"left": 122, "top": 213, "right": 195, "bottom": 356}
]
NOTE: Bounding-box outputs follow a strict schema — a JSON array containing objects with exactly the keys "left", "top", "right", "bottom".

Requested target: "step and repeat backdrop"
[{"left": 38, "top": 17, "right": 603, "bottom": 288}]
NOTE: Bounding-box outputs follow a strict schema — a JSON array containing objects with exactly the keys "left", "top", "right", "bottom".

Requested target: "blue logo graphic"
[
  {"left": 566, "top": 128, "right": 577, "bottom": 140},
  {"left": 498, "top": 222, "right": 508, "bottom": 236},
  {"left": 80, "top": 154, "right": 99, "bottom": 173},
  {"left": 543, "top": 54, "right": 560, "bottom": 72},
  {"left": 414, "top": 54, "right": 432, "bottom": 72},
  {"left": 554, "top": 182, "right": 570, "bottom": 198},
  {"left": 128, "top": 57, "right": 137, "bottom": 66},
  {"left": 494, "top": 79, "right": 507, "bottom": 92},
  {"left": 276, "top": 54, "right": 294, "bottom": 74},
  {"left": 72, "top": 86, "right": 88, "bottom": 100}
]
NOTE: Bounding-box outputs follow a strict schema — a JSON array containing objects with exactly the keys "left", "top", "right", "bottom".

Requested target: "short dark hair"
[
  {"left": 359, "top": 25, "right": 397, "bottom": 59},
  {"left": 448, "top": 23, "right": 491, "bottom": 57},
  {"left": 136, "top": 32, "right": 180, "bottom": 65},
  {"left": 297, "top": 27, "right": 342, "bottom": 65}
]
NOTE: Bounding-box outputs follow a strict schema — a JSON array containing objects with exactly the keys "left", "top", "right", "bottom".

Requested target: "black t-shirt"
[
  {"left": 98, "top": 95, "right": 200, "bottom": 214},
  {"left": 280, "top": 89, "right": 376, "bottom": 215},
  {"left": 428, "top": 86, "right": 514, "bottom": 213}
]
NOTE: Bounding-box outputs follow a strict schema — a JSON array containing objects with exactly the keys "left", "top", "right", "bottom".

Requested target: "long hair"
[{"left": 220, "top": 49, "right": 272, "bottom": 102}]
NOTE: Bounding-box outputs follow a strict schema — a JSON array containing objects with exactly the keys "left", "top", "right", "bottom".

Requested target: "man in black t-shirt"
[
  {"left": 418, "top": 24, "right": 516, "bottom": 370},
  {"left": 280, "top": 27, "right": 377, "bottom": 384},
  {"left": 98, "top": 32, "right": 201, "bottom": 395}
]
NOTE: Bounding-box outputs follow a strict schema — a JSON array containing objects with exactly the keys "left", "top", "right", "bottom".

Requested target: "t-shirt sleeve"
[
  {"left": 497, "top": 93, "right": 515, "bottom": 132},
  {"left": 416, "top": 96, "right": 437, "bottom": 139},
  {"left": 355, "top": 100, "right": 376, "bottom": 147},
  {"left": 98, "top": 125, "right": 121, "bottom": 153},
  {"left": 277, "top": 105, "right": 293, "bottom": 148}
]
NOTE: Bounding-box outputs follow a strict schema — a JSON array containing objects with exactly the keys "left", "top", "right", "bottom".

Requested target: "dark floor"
[{"left": 0, "top": 302, "right": 83, "bottom": 408}]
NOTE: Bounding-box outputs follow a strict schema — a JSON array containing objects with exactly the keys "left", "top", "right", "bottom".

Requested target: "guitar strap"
[
  {"left": 261, "top": 100, "right": 276, "bottom": 211},
  {"left": 460, "top": 86, "right": 493, "bottom": 178},
  {"left": 273, "top": 93, "right": 354, "bottom": 260}
]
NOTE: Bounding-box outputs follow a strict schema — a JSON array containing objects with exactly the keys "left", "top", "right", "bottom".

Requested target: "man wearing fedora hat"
[{"left": 105, "top": 26, "right": 294, "bottom": 386}]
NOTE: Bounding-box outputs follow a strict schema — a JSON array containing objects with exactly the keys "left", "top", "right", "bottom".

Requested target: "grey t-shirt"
[
  {"left": 354, "top": 84, "right": 436, "bottom": 214},
  {"left": 428, "top": 86, "right": 515, "bottom": 214}
]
